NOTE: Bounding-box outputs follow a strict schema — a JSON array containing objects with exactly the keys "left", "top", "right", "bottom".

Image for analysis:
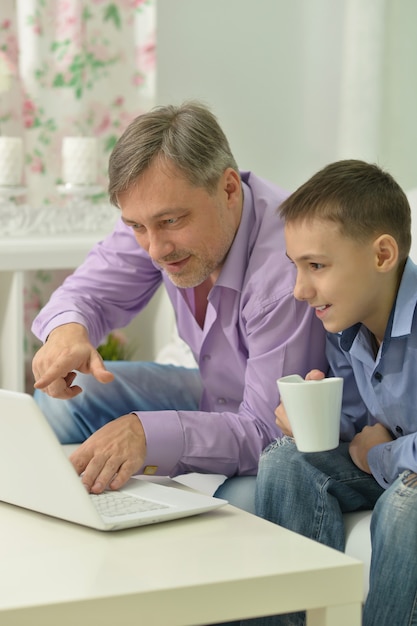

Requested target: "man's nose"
[{"left": 145, "top": 231, "right": 174, "bottom": 261}]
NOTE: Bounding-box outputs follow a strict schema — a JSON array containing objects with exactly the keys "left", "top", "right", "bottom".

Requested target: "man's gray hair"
[{"left": 108, "top": 101, "right": 239, "bottom": 206}]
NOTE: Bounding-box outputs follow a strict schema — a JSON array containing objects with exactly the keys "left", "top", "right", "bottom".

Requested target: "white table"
[
  {"left": 0, "top": 479, "right": 363, "bottom": 626},
  {"left": 0, "top": 234, "right": 106, "bottom": 392}
]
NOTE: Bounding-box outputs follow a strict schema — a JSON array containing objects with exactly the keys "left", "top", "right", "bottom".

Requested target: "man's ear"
[
  {"left": 373, "top": 234, "right": 399, "bottom": 272},
  {"left": 223, "top": 168, "right": 241, "bottom": 205}
]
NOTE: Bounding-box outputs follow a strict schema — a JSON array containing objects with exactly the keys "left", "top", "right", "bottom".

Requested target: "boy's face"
[{"left": 285, "top": 218, "right": 384, "bottom": 336}]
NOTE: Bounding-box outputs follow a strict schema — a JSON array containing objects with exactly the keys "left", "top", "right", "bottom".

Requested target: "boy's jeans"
[{"left": 246, "top": 437, "right": 417, "bottom": 626}]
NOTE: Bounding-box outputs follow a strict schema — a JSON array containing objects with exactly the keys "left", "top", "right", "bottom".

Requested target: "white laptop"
[{"left": 0, "top": 389, "right": 227, "bottom": 531}]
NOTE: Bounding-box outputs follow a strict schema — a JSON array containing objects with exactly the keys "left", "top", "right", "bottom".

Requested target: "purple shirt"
[{"left": 32, "top": 172, "right": 327, "bottom": 477}]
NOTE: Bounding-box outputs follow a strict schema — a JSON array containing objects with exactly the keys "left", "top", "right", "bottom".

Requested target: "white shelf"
[
  {"left": 0, "top": 233, "right": 106, "bottom": 271},
  {"left": 0, "top": 233, "right": 108, "bottom": 392}
]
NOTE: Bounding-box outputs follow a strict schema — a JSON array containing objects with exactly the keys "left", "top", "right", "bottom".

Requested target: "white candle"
[
  {"left": 62, "top": 137, "right": 98, "bottom": 186},
  {"left": 0, "top": 137, "right": 23, "bottom": 186}
]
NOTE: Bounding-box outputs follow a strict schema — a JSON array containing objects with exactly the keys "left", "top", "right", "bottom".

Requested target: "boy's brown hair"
[{"left": 279, "top": 159, "right": 411, "bottom": 262}]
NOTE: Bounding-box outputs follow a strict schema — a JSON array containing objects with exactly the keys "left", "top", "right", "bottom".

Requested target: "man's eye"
[
  {"left": 165, "top": 218, "right": 177, "bottom": 225},
  {"left": 132, "top": 224, "right": 145, "bottom": 232},
  {"left": 311, "top": 263, "right": 324, "bottom": 270}
]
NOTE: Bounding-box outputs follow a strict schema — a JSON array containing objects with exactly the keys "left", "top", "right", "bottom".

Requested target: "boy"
[{"left": 254, "top": 159, "right": 417, "bottom": 626}]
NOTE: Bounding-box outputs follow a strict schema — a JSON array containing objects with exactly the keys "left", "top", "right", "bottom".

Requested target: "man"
[{"left": 32, "top": 101, "right": 326, "bottom": 511}]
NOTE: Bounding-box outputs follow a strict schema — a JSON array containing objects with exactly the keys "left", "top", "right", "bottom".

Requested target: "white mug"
[{"left": 277, "top": 374, "right": 343, "bottom": 452}]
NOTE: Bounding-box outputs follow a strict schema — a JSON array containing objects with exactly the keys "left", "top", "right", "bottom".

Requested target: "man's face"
[
  {"left": 118, "top": 160, "right": 242, "bottom": 288},
  {"left": 285, "top": 218, "right": 385, "bottom": 338}
]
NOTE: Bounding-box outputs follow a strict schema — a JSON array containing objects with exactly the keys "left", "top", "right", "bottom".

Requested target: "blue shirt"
[
  {"left": 327, "top": 258, "right": 417, "bottom": 488},
  {"left": 32, "top": 172, "right": 327, "bottom": 477}
]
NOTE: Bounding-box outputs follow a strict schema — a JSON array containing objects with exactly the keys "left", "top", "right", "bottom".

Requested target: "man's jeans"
[
  {"left": 240, "top": 436, "right": 417, "bottom": 626},
  {"left": 34, "top": 360, "right": 257, "bottom": 514}
]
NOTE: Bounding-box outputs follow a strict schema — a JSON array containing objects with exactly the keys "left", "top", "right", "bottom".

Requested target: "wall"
[
  {"left": 381, "top": 1, "right": 417, "bottom": 189},
  {"left": 156, "top": 0, "right": 417, "bottom": 192}
]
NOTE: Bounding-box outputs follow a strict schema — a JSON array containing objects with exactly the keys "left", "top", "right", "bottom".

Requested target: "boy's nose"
[{"left": 293, "top": 274, "right": 314, "bottom": 302}]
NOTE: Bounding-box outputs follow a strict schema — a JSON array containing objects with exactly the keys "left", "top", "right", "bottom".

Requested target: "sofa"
[
  {"left": 151, "top": 186, "right": 417, "bottom": 601},
  {"left": 112, "top": 186, "right": 416, "bottom": 601},
  {"left": 155, "top": 318, "right": 374, "bottom": 599}
]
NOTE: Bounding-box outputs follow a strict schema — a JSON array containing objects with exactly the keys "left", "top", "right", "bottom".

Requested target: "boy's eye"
[{"left": 310, "top": 263, "right": 324, "bottom": 270}]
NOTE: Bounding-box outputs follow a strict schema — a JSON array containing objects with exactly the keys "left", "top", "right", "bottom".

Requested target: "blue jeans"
[
  {"left": 238, "top": 436, "right": 417, "bottom": 626},
  {"left": 34, "top": 360, "right": 257, "bottom": 514}
]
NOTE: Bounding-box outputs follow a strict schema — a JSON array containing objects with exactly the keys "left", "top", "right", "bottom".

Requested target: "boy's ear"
[{"left": 373, "top": 234, "right": 399, "bottom": 272}]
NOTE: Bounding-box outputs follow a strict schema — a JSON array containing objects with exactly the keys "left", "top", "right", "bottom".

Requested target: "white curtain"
[
  {"left": 0, "top": 0, "right": 155, "bottom": 206},
  {"left": 337, "top": 0, "right": 387, "bottom": 160}
]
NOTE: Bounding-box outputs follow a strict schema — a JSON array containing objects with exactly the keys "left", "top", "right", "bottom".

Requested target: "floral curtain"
[{"left": 0, "top": 0, "right": 156, "bottom": 389}]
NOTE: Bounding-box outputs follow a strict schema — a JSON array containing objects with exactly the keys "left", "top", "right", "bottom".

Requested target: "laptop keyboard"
[{"left": 90, "top": 490, "right": 170, "bottom": 518}]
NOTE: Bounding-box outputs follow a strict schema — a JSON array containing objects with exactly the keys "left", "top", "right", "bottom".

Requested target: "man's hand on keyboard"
[{"left": 69, "top": 414, "right": 146, "bottom": 494}]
